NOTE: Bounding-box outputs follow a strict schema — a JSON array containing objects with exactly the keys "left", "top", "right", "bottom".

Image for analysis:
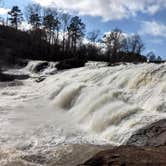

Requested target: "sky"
[{"left": 0, "top": 0, "right": 166, "bottom": 59}]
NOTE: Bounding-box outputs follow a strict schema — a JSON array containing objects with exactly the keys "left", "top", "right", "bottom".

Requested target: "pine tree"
[
  {"left": 8, "top": 6, "right": 23, "bottom": 29},
  {"left": 29, "top": 13, "right": 41, "bottom": 29},
  {"left": 43, "top": 14, "right": 60, "bottom": 43},
  {"left": 67, "top": 16, "right": 85, "bottom": 52},
  {"left": 43, "top": 8, "right": 61, "bottom": 45},
  {"left": 25, "top": 3, "right": 41, "bottom": 30}
]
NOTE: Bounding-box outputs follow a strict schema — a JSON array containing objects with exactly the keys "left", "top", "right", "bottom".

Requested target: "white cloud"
[
  {"left": 33, "top": 0, "right": 166, "bottom": 21},
  {"left": 147, "top": 5, "right": 160, "bottom": 15},
  {"left": 139, "top": 21, "right": 166, "bottom": 38},
  {"left": 19, "top": 21, "right": 32, "bottom": 31},
  {"left": 0, "top": 7, "right": 9, "bottom": 15}
]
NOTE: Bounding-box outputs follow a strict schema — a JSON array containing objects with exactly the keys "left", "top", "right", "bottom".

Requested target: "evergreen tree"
[
  {"left": 29, "top": 13, "right": 41, "bottom": 29},
  {"left": 43, "top": 11, "right": 60, "bottom": 44},
  {"left": 25, "top": 3, "right": 41, "bottom": 30},
  {"left": 8, "top": 6, "right": 23, "bottom": 29},
  {"left": 67, "top": 16, "right": 85, "bottom": 53}
]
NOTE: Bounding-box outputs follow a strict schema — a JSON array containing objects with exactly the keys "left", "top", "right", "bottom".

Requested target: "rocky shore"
[
  {"left": 1, "top": 119, "right": 166, "bottom": 166},
  {"left": 0, "top": 144, "right": 112, "bottom": 166},
  {"left": 79, "top": 119, "right": 166, "bottom": 166},
  {"left": 79, "top": 146, "right": 166, "bottom": 166},
  {"left": 0, "top": 72, "right": 29, "bottom": 82}
]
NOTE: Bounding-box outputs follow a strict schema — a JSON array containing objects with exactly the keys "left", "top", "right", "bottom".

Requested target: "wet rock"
[
  {"left": 35, "top": 76, "right": 46, "bottom": 83},
  {"left": 56, "top": 58, "right": 87, "bottom": 70},
  {"left": 21, "top": 155, "right": 47, "bottom": 165},
  {"left": 0, "top": 73, "right": 15, "bottom": 81},
  {"left": 0, "top": 144, "right": 111, "bottom": 166},
  {"left": 79, "top": 146, "right": 166, "bottom": 166},
  {"left": 0, "top": 73, "right": 29, "bottom": 82},
  {"left": 127, "top": 119, "right": 166, "bottom": 146},
  {"left": 33, "top": 62, "right": 49, "bottom": 73}
]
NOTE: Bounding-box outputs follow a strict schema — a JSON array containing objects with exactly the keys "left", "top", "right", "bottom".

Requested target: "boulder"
[
  {"left": 56, "top": 58, "right": 87, "bottom": 70},
  {"left": 35, "top": 76, "right": 46, "bottom": 83},
  {"left": 0, "top": 73, "right": 29, "bottom": 82},
  {"left": 33, "top": 62, "right": 49, "bottom": 73},
  {"left": 79, "top": 119, "right": 166, "bottom": 166},
  {"left": 79, "top": 146, "right": 166, "bottom": 166},
  {"left": 127, "top": 119, "right": 166, "bottom": 146}
]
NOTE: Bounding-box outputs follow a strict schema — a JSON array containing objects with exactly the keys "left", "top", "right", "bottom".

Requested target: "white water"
[{"left": 0, "top": 61, "right": 166, "bottom": 164}]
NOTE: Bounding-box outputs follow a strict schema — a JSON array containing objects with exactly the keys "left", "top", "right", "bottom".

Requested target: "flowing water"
[{"left": 0, "top": 61, "right": 166, "bottom": 165}]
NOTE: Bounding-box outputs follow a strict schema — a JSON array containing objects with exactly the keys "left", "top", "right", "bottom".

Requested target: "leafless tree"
[
  {"left": 102, "top": 28, "right": 124, "bottom": 60},
  {"left": 61, "top": 13, "right": 71, "bottom": 52},
  {"left": 132, "top": 34, "right": 144, "bottom": 54},
  {"left": 123, "top": 34, "right": 145, "bottom": 54},
  {"left": 25, "top": 3, "right": 42, "bottom": 30},
  {"left": 43, "top": 7, "right": 60, "bottom": 44},
  {"left": 87, "top": 30, "right": 100, "bottom": 42}
]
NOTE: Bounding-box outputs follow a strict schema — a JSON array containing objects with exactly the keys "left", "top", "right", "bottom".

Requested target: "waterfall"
[{"left": 0, "top": 62, "right": 166, "bottom": 148}]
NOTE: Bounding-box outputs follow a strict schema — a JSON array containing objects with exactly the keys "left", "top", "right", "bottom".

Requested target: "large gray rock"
[
  {"left": 0, "top": 73, "right": 29, "bottom": 82},
  {"left": 79, "top": 146, "right": 166, "bottom": 166},
  {"left": 127, "top": 119, "right": 166, "bottom": 146}
]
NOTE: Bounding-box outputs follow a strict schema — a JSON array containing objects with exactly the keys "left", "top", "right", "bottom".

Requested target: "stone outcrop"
[
  {"left": 33, "top": 62, "right": 49, "bottom": 73},
  {"left": 127, "top": 119, "right": 166, "bottom": 146},
  {"left": 79, "top": 146, "right": 166, "bottom": 166},
  {"left": 79, "top": 119, "right": 166, "bottom": 166},
  {"left": 56, "top": 58, "right": 87, "bottom": 70},
  {"left": 0, "top": 73, "right": 29, "bottom": 82}
]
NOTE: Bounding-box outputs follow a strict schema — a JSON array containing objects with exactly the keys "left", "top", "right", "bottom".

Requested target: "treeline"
[{"left": 0, "top": 3, "right": 163, "bottom": 66}]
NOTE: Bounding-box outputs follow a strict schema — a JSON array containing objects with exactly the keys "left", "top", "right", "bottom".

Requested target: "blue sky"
[{"left": 1, "top": 0, "right": 166, "bottom": 59}]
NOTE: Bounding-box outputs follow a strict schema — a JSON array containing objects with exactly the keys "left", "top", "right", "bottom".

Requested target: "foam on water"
[{"left": 0, "top": 61, "right": 166, "bottom": 164}]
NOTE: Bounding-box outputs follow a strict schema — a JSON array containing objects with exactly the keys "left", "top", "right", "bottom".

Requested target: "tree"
[
  {"left": 43, "top": 8, "right": 61, "bottom": 45},
  {"left": 147, "top": 51, "right": 156, "bottom": 61},
  {"left": 67, "top": 16, "right": 86, "bottom": 53},
  {"left": 61, "top": 13, "right": 71, "bottom": 52},
  {"left": 29, "top": 13, "right": 41, "bottom": 29},
  {"left": 43, "top": 11, "right": 56, "bottom": 43},
  {"left": 85, "top": 30, "right": 100, "bottom": 59},
  {"left": 122, "top": 34, "right": 145, "bottom": 55},
  {"left": 129, "top": 34, "right": 144, "bottom": 54},
  {"left": 25, "top": 3, "right": 41, "bottom": 30},
  {"left": 8, "top": 6, "right": 23, "bottom": 29},
  {"left": 87, "top": 30, "right": 100, "bottom": 42},
  {"left": 157, "top": 56, "right": 162, "bottom": 62},
  {"left": 102, "top": 28, "right": 124, "bottom": 61}
]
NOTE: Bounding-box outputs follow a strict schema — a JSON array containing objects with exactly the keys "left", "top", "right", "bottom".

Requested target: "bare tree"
[
  {"left": 44, "top": 8, "right": 61, "bottom": 45},
  {"left": 87, "top": 30, "right": 100, "bottom": 42},
  {"left": 147, "top": 51, "right": 156, "bottom": 61},
  {"left": 61, "top": 13, "right": 71, "bottom": 52},
  {"left": 0, "top": 0, "right": 5, "bottom": 25},
  {"left": 43, "top": 8, "right": 59, "bottom": 44},
  {"left": 132, "top": 35, "right": 144, "bottom": 54},
  {"left": 102, "top": 28, "right": 124, "bottom": 61},
  {"left": 25, "top": 3, "right": 42, "bottom": 30},
  {"left": 121, "top": 34, "right": 145, "bottom": 55}
]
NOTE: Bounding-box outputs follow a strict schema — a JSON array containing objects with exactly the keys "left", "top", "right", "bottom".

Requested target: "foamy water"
[{"left": 0, "top": 61, "right": 166, "bottom": 165}]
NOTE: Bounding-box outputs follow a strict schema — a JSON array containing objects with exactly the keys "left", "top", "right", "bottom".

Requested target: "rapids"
[{"left": 0, "top": 61, "right": 166, "bottom": 165}]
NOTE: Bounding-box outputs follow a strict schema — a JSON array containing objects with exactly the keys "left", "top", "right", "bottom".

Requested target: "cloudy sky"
[{"left": 1, "top": 0, "right": 166, "bottom": 58}]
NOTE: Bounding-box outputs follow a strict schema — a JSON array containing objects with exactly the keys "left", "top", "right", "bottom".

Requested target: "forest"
[{"left": 0, "top": 3, "right": 164, "bottom": 69}]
